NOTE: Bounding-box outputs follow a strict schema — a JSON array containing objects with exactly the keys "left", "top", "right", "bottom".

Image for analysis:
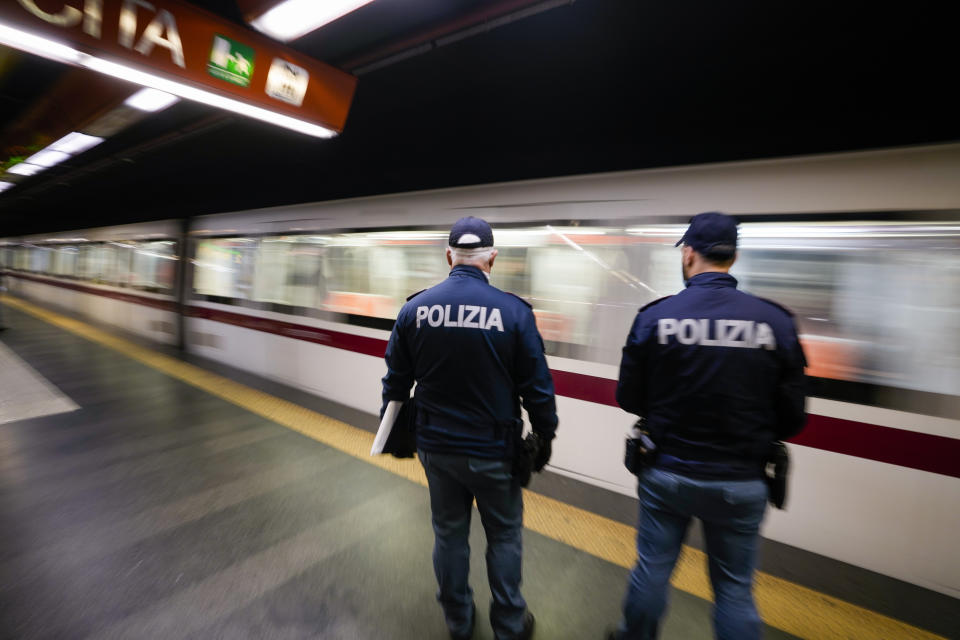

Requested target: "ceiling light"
[
  {"left": 7, "top": 163, "right": 43, "bottom": 176},
  {"left": 82, "top": 55, "right": 335, "bottom": 138},
  {"left": 0, "top": 22, "right": 336, "bottom": 139},
  {"left": 50, "top": 132, "right": 105, "bottom": 155},
  {"left": 24, "top": 149, "right": 71, "bottom": 168},
  {"left": 0, "top": 22, "right": 82, "bottom": 65},
  {"left": 251, "top": 0, "right": 376, "bottom": 42},
  {"left": 124, "top": 88, "right": 181, "bottom": 112}
]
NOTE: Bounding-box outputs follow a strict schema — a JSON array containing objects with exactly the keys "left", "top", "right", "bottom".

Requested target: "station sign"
[{"left": 0, "top": 1, "right": 357, "bottom": 136}]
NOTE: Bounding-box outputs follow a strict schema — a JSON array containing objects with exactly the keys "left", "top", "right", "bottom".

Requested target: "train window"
[
  {"left": 251, "top": 237, "right": 292, "bottom": 304},
  {"left": 77, "top": 245, "right": 93, "bottom": 280},
  {"left": 287, "top": 242, "right": 327, "bottom": 308},
  {"left": 30, "top": 246, "right": 53, "bottom": 274},
  {"left": 15, "top": 246, "right": 29, "bottom": 271},
  {"left": 323, "top": 240, "right": 423, "bottom": 319},
  {"left": 249, "top": 236, "right": 325, "bottom": 308},
  {"left": 107, "top": 245, "right": 123, "bottom": 284},
  {"left": 131, "top": 241, "right": 177, "bottom": 293},
  {"left": 193, "top": 238, "right": 257, "bottom": 299},
  {"left": 325, "top": 246, "right": 370, "bottom": 296},
  {"left": 52, "top": 246, "right": 79, "bottom": 277},
  {"left": 403, "top": 245, "right": 448, "bottom": 294},
  {"left": 368, "top": 246, "right": 422, "bottom": 316},
  {"left": 491, "top": 227, "right": 672, "bottom": 361},
  {"left": 16, "top": 246, "right": 29, "bottom": 271},
  {"left": 82, "top": 244, "right": 114, "bottom": 283}
]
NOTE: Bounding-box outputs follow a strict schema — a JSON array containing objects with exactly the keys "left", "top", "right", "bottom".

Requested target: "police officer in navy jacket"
[
  {"left": 608, "top": 212, "right": 807, "bottom": 640},
  {"left": 381, "top": 216, "right": 557, "bottom": 640}
]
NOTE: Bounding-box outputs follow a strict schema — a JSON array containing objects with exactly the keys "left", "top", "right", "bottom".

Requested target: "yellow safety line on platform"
[{"left": 0, "top": 294, "right": 945, "bottom": 640}]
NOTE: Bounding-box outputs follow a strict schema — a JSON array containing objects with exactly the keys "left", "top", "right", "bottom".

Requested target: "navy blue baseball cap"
[
  {"left": 448, "top": 216, "right": 494, "bottom": 249},
  {"left": 675, "top": 212, "right": 738, "bottom": 258}
]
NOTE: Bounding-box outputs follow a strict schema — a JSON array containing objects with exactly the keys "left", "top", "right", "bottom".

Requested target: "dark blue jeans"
[
  {"left": 619, "top": 467, "right": 768, "bottom": 640},
  {"left": 419, "top": 450, "right": 526, "bottom": 640}
]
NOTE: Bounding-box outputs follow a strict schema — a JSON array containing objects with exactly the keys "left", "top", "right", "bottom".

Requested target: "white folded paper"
[{"left": 370, "top": 399, "right": 403, "bottom": 455}]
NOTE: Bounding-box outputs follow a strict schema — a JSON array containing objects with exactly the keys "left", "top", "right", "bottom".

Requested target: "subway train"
[{"left": 2, "top": 142, "right": 959, "bottom": 599}]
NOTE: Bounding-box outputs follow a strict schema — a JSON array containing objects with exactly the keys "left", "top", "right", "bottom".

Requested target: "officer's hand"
[{"left": 533, "top": 434, "right": 552, "bottom": 472}]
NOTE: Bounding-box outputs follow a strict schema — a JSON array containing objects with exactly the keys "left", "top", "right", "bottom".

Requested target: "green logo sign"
[{"left": 207, "top": 35, "right": 255, "bottom": 87}]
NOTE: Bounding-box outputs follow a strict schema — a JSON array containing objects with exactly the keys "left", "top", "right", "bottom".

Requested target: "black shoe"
[
  {"left": 517, "top": 612, "right": 535, "bottom": 640},
  {"left": 450, "top": 603, "right": 476, "bottom": 640}
]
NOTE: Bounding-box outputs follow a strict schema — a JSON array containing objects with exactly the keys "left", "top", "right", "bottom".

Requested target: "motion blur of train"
[{"left": 2, "top": 143, "right": 959, "bottom": 598}]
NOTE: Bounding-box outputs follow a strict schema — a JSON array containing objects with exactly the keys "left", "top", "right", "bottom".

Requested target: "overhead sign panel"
[{"left": 0, "top": 0, "right": 357, "bottom": 137}]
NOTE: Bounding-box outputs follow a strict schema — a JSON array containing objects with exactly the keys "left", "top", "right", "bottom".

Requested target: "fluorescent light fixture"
[
  {"left": 124, "top": 88, "right": 180, "bottom": 112},
  {"left": 24, "top": 149, "right": 71, "bottom": 168},
  {"left": 0, "top": 22, "right": 336, "bottom": 138},
  {"left": 7, "top": 163, "right": 43, "bottom": 176},
  {"left": 50, "top": 132, "right": 105, "bottom": 155},
  {"left": 0, "top": 181, "right": 14, "bottom": 192},
  {"left": 82, "top": 55, "right": 335, "bottom": 137},
  {"left": 0, "top": 22, "right": 82, "bottom": 65},
  {"left": 1, "top": 133, "right": 102, "bottom": 184},
  {"left": 252, "top": 0, "right": 376, "bottom": 41}
]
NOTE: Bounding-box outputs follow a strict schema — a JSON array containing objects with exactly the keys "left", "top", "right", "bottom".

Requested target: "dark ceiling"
[{"left": 1, "top": 0, "right": 957, "bottom": 235}]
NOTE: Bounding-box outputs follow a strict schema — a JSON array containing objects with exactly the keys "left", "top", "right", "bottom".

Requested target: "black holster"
[
  {"left": 624, "top": 418, "right": 658, "bottom": 475},
  {"left": 511, "top": 422, "right": 540, "bottom": 488},
  {"left": 764, "top": 441, "right": 790, "bottom": 509}
]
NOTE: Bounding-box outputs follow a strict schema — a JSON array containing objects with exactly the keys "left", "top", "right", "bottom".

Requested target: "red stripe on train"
[
  {"left": 184, "top": 305, "right": 386, "bottom": 357},
  {"left": 8, "top": 273, "right": 958, "bottom": 479},
  {"left": 791, "top": 415, "right": 960, "bottom": 478},
  {"left": 554, "top": 370, "right": 960, "bottom": 478},
  {"left": 552, "top": 369, "right": 618, "bottom": 406},
  {"left": 9, "top": 272, "right": 178, "bottom": 311}
]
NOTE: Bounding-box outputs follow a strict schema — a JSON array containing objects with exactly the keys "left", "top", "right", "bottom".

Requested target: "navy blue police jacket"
[
  {"left": 381, "top": 264, "right": 558, "bottom": 459},
  {"left": 617, "top": 271, "right": 807, "bottom": 479}
]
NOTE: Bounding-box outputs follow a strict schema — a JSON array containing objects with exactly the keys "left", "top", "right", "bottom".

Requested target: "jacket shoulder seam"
[
  {"left": 504, "top": 291, "right": 533, "bottom": 309},
  {"left": 406, "top": 289, "right": 427, "bottom": 301},
  {"left": 753, "top": 295, "right": 795, "bottom": 317},
  {"left": 638, "top": 295, "right": 673, "bottom": 312}
]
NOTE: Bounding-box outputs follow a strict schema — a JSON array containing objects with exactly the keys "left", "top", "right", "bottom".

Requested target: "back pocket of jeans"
[
  {"left": 722, "top": 480, "right": 767, "bottom": 508},
  {"left": 468, "top": 458, "right": 512, "bottom": 481}
]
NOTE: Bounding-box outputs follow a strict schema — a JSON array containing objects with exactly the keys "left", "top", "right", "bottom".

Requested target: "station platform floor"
[{"left": 0, "top": 295, "right": 957, "bottom": 640}]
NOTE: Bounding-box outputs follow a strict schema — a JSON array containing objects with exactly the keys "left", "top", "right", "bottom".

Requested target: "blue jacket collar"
[
  {"left": 685, "top": 271, "right": 738, "bottom": 288},
  {"left": 449, "top": 264, "right": 489, "bottom": 281}
]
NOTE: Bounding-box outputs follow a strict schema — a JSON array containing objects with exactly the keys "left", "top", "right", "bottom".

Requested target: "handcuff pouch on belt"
[
  {"left": 764, "top": 441, "right": 790, "bottom": 509},
  {"left": 624, "top": 418, "right": 658, "bottom": 475}
]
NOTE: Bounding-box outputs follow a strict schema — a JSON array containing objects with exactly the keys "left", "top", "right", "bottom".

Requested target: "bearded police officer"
[
  {"left": 381, "top": 216, "right": 557, "bottom": 640},
  {"left": 607, "top": 212, "right": 807, "bottom": 640}
]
